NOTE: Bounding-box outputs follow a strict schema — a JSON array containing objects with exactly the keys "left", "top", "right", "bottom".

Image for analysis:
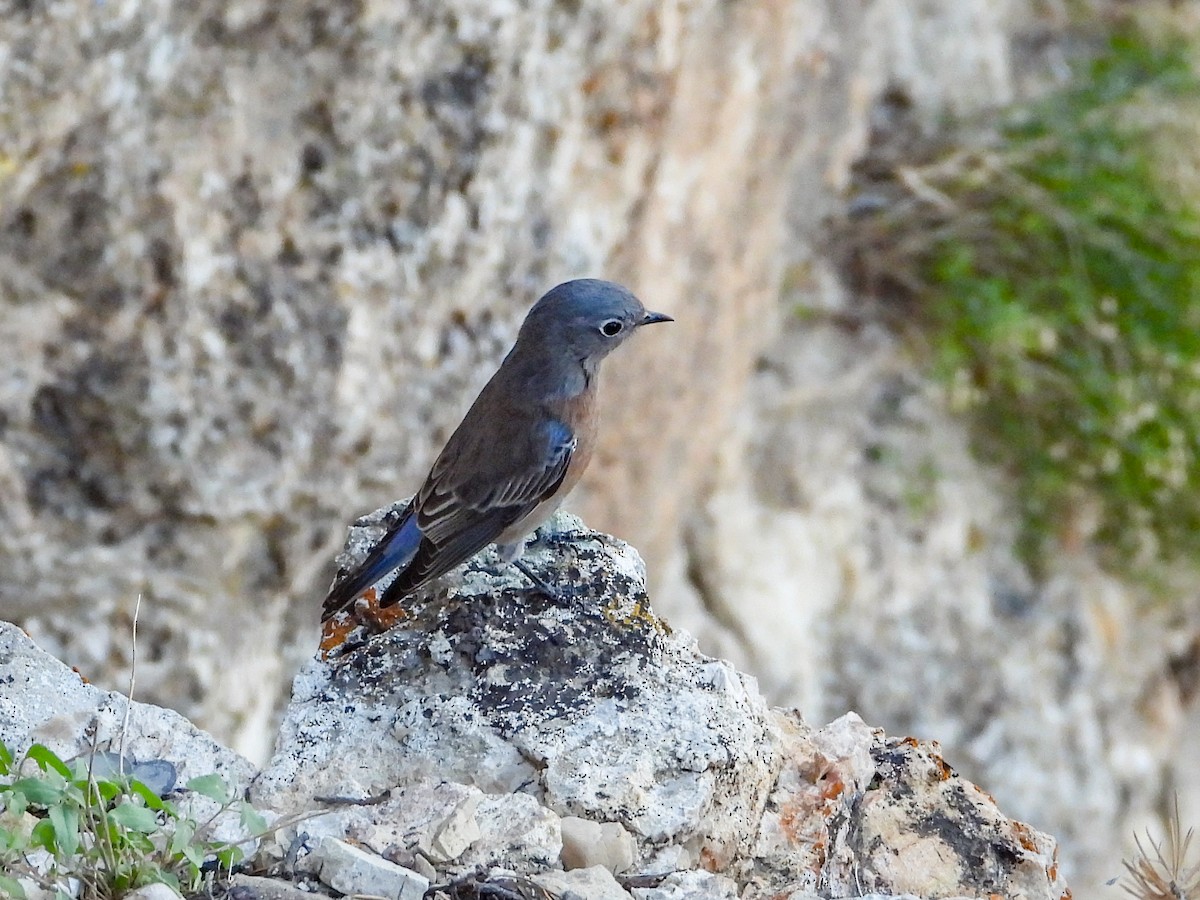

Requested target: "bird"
[{"left": 321, "top": 278, "right": 672, "bottom": 623}]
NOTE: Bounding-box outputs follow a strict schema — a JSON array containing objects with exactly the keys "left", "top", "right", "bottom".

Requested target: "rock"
[
  {"left": 255, "top": 512, "right": 777, "bottom": 874},
  {"left": 632, "top": 870, "right": 739, "bottom": 899},
  {"left": 0, "top": 621, "right": 257, "bottom": 830},
  {"left": 281, "top": 780, "right": 561, "bottom": 877},
  {"left": 256, "top": 513, "right": 1069, "bottom": 898},
  {"left": 310, "top": 837, "right": 428, "bottom": 900},
  {"left": 124, "top": 884, "right": 184, "bottom": 900},
  {"left": 560, "top": 816, "right": 636, "bottom": 873},
  {"left": 533, "top": 866, "right": 633, "bottom": 900},
  {"left": 226, "top": 874, "right": 327, "bottom": 900},
  {"left": 820, "top": 736, "right": 1066, "bottom": 900},
  {"left": 428, "top": 793, "right": 482, "bottom": 863}
]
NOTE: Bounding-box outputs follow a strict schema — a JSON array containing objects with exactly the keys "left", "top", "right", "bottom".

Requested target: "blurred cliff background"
[{"left": 3, "top": 0, "right": 1199, "bottom": 894}]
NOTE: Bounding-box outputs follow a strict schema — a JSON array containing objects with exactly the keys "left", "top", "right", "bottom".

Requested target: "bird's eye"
[{"left": 600, "top": 319, "right": 624, "bottom": 337}]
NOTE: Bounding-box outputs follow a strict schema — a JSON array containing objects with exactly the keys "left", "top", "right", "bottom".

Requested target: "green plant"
[
  {"left": 840, "top": 26, "right": 1200, "bottom": 572},
  {"left": 0, "top": 742, "right": 266, "bottom": 900}
]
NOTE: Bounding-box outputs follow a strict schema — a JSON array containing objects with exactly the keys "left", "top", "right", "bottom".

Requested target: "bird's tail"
[{"left": 321, "top": 508, "right": 423, "bottom": 622}]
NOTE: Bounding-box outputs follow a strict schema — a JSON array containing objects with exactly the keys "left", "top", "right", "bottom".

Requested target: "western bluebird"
[{"left": 321, "top": 278, "right": 672, "bottom": 623}]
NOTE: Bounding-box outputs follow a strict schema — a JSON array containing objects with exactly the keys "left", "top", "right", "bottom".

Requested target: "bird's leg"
[
  {"left": 497, "top": 539, "right": 568, "bottom": 604},
  {"left": 510, "top": 557, "right": 568, "bottom": 604}
]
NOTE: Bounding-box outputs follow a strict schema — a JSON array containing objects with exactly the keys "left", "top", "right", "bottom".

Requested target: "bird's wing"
[{"left": 378, "top": 418, "right": 576, "bottom": 602}]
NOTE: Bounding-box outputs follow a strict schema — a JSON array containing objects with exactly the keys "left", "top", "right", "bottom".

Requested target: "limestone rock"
[
  {"left": 820, "top": 737, "right": 1065, "bottom": 899},
  {"left": 310, "top": 837, "right": 428, "bottom": 900},
  {"left": 0, "top": 621, "right": 256, "bottom": 794},
  {"left": 560, "top": 816, "right": 636, "bottom": 874},
  {"left": 256, "top": 512, "right": 776, "bottom": 870},
  {"left": 254, "top": 513, "right": 1069, "bottom": 898},
  {"left": 225, "top": 874, "right": 328, "bottom": 900},
  {"left": 533, "top": 866, "right": 633, "bottom": 900},
  {"left": 123, "top": 885, "right": 184, "bottom": 900},
  {"left": 632, "top": 870, "right": 740, "bottom": 900},
  {"left": 428, "top": 793, "right": 482, "bottom": 863}
]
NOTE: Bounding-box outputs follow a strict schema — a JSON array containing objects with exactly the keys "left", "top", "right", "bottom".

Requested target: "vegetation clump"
[
  {"left": 0, "top": 742, "right": 264, "bottom": 900},
  {"left": 839, "top": 26, "right": 1200, "bottom": 572}
]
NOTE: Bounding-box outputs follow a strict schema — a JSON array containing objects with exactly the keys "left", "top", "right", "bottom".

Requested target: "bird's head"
[{"left": 519, "top": 278, "right": 672, "bottom": 367}]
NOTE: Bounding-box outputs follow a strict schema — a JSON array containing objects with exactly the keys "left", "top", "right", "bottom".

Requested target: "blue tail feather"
[{"left": 322, "top": 512, "right": 423, "bottom": 619}]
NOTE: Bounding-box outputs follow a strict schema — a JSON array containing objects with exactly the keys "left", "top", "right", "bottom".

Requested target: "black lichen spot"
[{"left": 300, "top": 142, "right": 326, "bottom": 175}]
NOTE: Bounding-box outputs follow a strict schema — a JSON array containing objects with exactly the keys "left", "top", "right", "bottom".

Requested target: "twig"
[
  {"left": 118, "top": 593, "right": 142, "bottom": 777},
  {"left": 314, "top": 790, "right": 392, "bottom": 806}
]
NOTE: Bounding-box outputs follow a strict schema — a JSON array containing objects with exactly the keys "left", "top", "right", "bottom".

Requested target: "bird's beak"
[{"left": 640, "top": 311, "right": 674, "bottom": 326}]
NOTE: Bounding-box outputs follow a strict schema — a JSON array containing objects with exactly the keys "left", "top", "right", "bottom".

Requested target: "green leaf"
[
  {"left": 0, "top": 874, "right": 27, "bottom": 900},
  {"left": 214, "top": 844, "right": 244, "bottom": 869},
  {"left": 88, "top": 779, "right": 122, "bottom": 805},
  {"left": 0, "top": 743, "right": 13, "bottom": 776},
  {"left": 29, "top": 819, "right": 56, "bottom": 853},
  {"left": 9, "top": 777, "right": 65, "bottom": 807},
  {"left": 121, "top": 830, "right": 156, "bottom": 855},
  {"left": 239, "top": 801, "right": 268, "bottom": 836},
  {"left": 0, "top": 824, "right": 26, "bottom": 854},
  {"left": 24, "top": 746, "right": 70, "bottom": 779},
  {"left": 179, "top": 841, "right": 205, "bottom": 870},
  {"left": 169, "top": 817, "right": 195, "bottom": 854},
  {"left": 186, "top": 774, "right": 231, "bottom": 804},
  {"left": 107, "top": 801, "right": 160, "bottom": 834},
  {"left": 5, "top": 791, "right": 29, "bottom": 817},
  {"left": 47, "top": 804, "right": 79, "bottom": 858},
  {"left": 127, "top": 780, "right": 167, "bottom": 812}
]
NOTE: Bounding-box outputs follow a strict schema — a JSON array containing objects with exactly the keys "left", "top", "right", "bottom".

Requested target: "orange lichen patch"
[
  {"left": 811, "top": 831, "right": 827, "bottom": 866},
  {"left": 933, "top": 753, "right": 954, "bottom": 781},
  {"left": 71, "top": 665, "right": 90, "bottom": 684},
  {"left": 319, "top": 613, "right": 358, "bottom": 658},
  {"left": 971, "top": 782, "right": 998, "bottom": 804},
  {"left": 778, "top": 798, "right": 809, "bottom": 844},
  {"left": 319, "top": 587, "right": 412, "bottom": 657},
  {"left": 819, "top": 771, "right": 847, "bottom": 802},
  {"left": 1011, "top": 821, "right": 1040, "bottom": 853},
  {"left": 360, "top": 596, "right": 409, "bottom": 631}
]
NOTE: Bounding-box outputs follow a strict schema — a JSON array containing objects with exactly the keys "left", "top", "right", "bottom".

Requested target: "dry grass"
[{"left": 1123, "top": 805, "right": 1200, "bottom": 900}]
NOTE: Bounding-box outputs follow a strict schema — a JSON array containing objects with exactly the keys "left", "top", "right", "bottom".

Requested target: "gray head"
[{"left": 517, "top": 278, "right": 672, "bottom": 365}]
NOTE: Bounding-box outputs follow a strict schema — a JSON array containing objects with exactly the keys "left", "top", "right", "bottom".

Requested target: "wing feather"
[{"left": 376, "top": 419, "right": 576, "bottom": 606}]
